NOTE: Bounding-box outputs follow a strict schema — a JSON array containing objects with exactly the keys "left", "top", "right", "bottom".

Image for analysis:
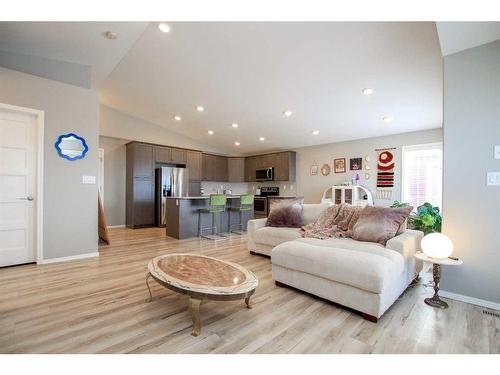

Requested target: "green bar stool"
[
  {"left": 228, "top": 194, "right": 254, "bottom": 235},
  {"left": 198, "top": 194, "right": 227, "bottom": 240}
]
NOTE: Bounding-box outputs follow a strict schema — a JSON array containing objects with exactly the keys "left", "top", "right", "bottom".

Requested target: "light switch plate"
[
  {"left": 487, "top": 172, "right": 500, "bottom": 186},
  {"left": 495, "top": 145, "right": 500, "bottom": 159},
  {"left": 82, "top": 175, "right": 96, "bottom": 184}
]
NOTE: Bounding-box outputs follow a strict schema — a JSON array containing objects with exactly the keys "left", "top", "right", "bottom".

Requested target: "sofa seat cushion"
[
  {"left": 271, "top": 240, "right": 404, "bottom": 294},
  {"left": 253, "top": 226, "right": 302, "bottom": 247}
]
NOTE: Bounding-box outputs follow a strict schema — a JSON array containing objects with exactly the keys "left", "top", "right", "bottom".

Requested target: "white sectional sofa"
[{"left": 247, "top": 203, "right": 423, "bottom": 322}]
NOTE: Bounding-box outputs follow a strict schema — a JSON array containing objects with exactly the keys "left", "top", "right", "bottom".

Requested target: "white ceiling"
[
  {"left": 101, "top": 22, "right": 443, "bottom": 155},
  {"left": 0, "top": 22, "right": 444, "bottom": 155},
  {"left": 0, "top": 22, "right": 148, "bottom": 87},
  {"left": 436, "top": 22, "right": 500, "bottom": 56}
]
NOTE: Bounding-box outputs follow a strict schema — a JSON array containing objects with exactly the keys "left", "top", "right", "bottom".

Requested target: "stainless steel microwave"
[{"left": 256, "top": 167, "right": 274, "bottom": 181}]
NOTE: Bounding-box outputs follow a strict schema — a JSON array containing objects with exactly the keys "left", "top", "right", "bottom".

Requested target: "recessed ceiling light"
[
  {"left": 235, "top": 141, "right": 240, "bottom": 146},
  {"left": 362, "top": 88, "right": 375, "bottom": 95},
  {"left": 174, "top": 115, "right": 181, "bottom": 121},
  {"left": 283, "top": 110, "right": 293, "bottom": 117},
  {"left": 231, "top": 123, "right": 238, "bottom": 128},
  {"left": 312, "top": 130, "right": 320, "bottom": 135},
  {"left": 208, "top": 130, "right": 214, "bottom": 135},
  {"left": 382, "top": 116, "right": 394, "bottom": 123},
  {"left": 158, "top": 23, "right": 171, "bottom": 33},
  {"left": 104, "top": 31, "right": 118, "bottom": 40},
  {"left": 259, "top": 137, "right": 265, "bottom": 141},
  {"left": 196, "top": 106, "right": 205, "bottom": 112}
]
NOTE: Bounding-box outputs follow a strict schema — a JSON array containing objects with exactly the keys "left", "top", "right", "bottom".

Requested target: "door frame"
[{"left": 0, "top": 102, "right": 45, "bottom": 264}]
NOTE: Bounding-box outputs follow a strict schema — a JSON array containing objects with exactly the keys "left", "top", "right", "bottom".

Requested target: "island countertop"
[{"left": 165, "top": 195, "right": 248, "bottom": 200}]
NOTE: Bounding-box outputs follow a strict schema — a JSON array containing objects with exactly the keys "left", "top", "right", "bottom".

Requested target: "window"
[{"left": 402, "top": 142, "right": 443, "bottom": 210}]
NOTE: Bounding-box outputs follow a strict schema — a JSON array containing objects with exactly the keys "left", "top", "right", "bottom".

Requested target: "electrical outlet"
[{"left": 487, "top": 172, "right": 500, "bottom": 186}]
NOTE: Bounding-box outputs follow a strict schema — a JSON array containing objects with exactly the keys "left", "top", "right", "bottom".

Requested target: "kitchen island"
[{"left": 165, "top": 196, "right": 254, "bottom": 239}]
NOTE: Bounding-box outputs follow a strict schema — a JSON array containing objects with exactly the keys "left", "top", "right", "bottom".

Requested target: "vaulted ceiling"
[{"left": 1, "top": 22, "right": 448, "bottom": 155}]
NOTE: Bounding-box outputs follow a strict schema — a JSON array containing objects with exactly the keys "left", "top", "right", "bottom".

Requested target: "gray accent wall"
[
  {"left": 441, "top": 40, "right": 500, "bottom": 304},
  {"left": 0, "top": 49, "right": 92, "bottom": 89},
  {"left": 293, "top": 129, "right": 443, "bottom": 204},
  {"left": 0, "top": 67, "right": 99, "bottom": 260}
]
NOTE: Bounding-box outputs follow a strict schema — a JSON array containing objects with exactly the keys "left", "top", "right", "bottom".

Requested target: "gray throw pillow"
[{"left": 352, "top": 206, "right": 413, "bottom": 245}]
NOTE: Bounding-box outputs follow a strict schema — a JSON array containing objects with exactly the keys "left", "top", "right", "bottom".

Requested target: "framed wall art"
[
  {"left": 310, "top": 164, "right": 318, "bottom": 176},
  {"left": 333, "top": 158, "right": 346, "bottom": 173},
  {"left": 350, "top": 157, "right": 362, "bottom": 170}
]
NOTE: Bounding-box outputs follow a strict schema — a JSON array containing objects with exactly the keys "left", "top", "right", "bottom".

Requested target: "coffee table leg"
[
  {"left": 189, "top": 298, "right": 202, "bottom": 336},
  {"left": 245, "top": 296, "right": 252, "bottom": 309},
  {"left": 145, "top": 273, "right": 153, "bottom": 302}
]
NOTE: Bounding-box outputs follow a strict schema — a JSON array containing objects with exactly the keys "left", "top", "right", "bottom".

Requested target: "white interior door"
[{"left": 0, "top": 108, "right": 37, "bottom": 267}]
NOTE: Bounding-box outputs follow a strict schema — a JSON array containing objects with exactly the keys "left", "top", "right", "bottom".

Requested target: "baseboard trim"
[
  {"left": 40, "top": 252, "right": 99, "bottom": 265},
  {"left": 107, "top": 225, "right": 125, "bottom": 229},
  {"left": 440, "top": 290, "right": 500, "bottom": 311}
]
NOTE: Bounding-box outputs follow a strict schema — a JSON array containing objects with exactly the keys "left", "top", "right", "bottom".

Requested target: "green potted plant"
[{"left": 390, "top": 201, "right": 442, "bottom": 235}]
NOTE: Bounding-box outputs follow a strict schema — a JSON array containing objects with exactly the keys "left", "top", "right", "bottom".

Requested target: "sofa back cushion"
[
  {"left": 352, "top": 206, "right": 413, "bottom": 245},
  {"left": 301, "top": 202, "right": 332, "bottom": 225}
]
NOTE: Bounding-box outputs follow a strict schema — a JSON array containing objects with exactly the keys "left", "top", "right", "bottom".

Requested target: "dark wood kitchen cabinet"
[
  {"left": 228, "top": 157, "right": 245, "bottom": 182},
  {"left": 202, "top": 153, "right": 228, "bottom": 182},
  {"left": 186, "top": 151, "right": 202, "bottom": 181},
  {"left": 215, "top": 155, "right": 228, "bottom": 182},
  {"left": 202, "top": 153, "right": 216, "bottom": 181},
  {"left": 245, "top": 156, "right": 257, "bottom": 182},
  {"left": 155, "top": 146, "right": 187, "bottom": 165},
  {"left": 126, "top": 142, "right": 155, "bottom": 228},
  {"left": 244, "top": 151, "right": 296, "bottom": 182}
]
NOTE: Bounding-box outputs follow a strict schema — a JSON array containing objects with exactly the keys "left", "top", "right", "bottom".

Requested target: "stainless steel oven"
[
  {"left": 253, "top": 197, "right": 268, "bottom": 216},
  {"left": 254, "top": 187, "right": 279, "bottom": 217},
  {"left": 256, "top": 167, "right": 274, "bottom": 181}
]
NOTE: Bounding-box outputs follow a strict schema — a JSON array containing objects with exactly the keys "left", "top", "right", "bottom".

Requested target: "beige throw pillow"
[{"left": 352, "top": 206, "right": 413, "bottom": 245}]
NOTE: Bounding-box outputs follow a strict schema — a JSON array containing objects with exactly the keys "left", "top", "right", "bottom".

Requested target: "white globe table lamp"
[
  {"left": 421, "top": 233, "right": 454, "bottom": 259},
  {"left": 414, "top": 233, "right": 462, "bottom": 309}
]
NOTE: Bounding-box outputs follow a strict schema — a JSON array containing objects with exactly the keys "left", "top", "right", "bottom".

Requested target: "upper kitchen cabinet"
[
  {"left": 245, "top": 156, "right": 257, "bottom": 182},
  {"left": 155, "top": 146, "right": 171, "bottom": 164},
  {"left": 274, "top": 151, "right": 296, "bottom": 182},
  {"left": 186, "top": 151, "right": 202, "bottom": 181},
  {"left": 202, "top": 153, "right": 229, "bottom": 181},
  {"left": 171, "top": 148, "right": 187, "bottom": 164},
  {"left": 155, "top": 146, "right": 187, "bottom": 165},
  {"left": 228, "top": 157, "right": 245, "bottom": 182},
  {"left": 244, "top": 151, "right": 296, "bottom": 182},
  {"left": 202, "top": 153, "right": 216, "bottom": 181},
  {"left": 215, "top": 155, "right": 228, "bottom": 182},
  {"left": 128, "top": 142, "right": 154, "bottom": 178}
]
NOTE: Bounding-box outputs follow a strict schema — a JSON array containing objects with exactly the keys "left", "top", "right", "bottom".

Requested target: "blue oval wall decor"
[{"left": 55, "top": 133, "right": 89, "bottom": 161}]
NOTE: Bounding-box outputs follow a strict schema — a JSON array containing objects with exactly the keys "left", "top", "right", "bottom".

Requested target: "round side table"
[{"left": 414, "top": 252, "right": 463, "bottom": 309}]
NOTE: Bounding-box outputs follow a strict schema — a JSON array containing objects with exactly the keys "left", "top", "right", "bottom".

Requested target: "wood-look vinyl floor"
[{"left": 0, "top": 227, "right": 498, "bottom": 354}]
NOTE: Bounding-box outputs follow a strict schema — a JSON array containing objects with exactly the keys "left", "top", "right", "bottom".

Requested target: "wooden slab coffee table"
[{"left": 146, "top": 253, "right": 258, "bottom": 336}]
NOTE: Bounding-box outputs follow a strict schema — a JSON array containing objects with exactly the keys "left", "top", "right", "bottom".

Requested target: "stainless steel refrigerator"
[{"left": 155, "top": 167, "right": 189, "bottom": 227}]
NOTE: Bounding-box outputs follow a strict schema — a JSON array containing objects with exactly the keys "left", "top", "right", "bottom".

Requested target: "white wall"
[
  {"left": 0, "top": 67, "right": 99, "bottom": 260},
  {"left": 99, "top": 136, "right": 127, "bottom": 226},
  {"left": 441, "top": 40, "right": 500, "bottom": 305},
  {"left": 293, "top": 129, "right": 443, "bottom": 204}
]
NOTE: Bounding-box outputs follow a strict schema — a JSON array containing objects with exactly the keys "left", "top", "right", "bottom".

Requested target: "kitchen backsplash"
[{"left": 200, "top": 181, "right": 297, "bottom": 196}]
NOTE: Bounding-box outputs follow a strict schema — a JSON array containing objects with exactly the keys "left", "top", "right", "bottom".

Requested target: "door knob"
[{"left": 18, "top": 196, "right": 34, "bottom": 201}]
